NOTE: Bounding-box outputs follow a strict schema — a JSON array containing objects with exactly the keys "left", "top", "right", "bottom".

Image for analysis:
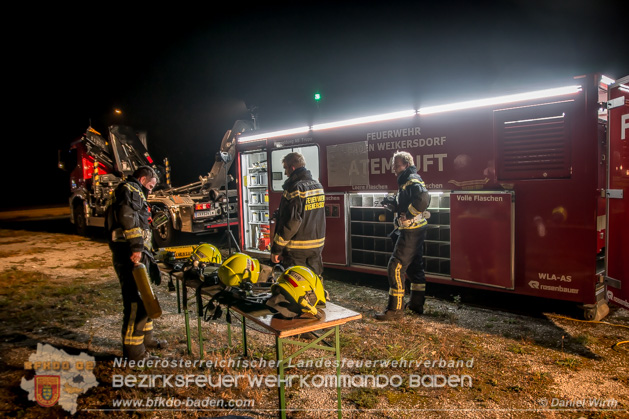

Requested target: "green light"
[{"left": 314, "top": 92, "right": 321, "bottom": 101}]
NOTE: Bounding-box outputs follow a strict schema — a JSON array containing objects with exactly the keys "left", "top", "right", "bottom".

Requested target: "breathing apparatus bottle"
[{"left": 132, "top": 263, "right": 163, "bottom": 318}]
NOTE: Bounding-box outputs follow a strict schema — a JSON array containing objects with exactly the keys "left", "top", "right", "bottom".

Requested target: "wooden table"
[
  {"left": 227, "top": 301, "right": 362, "bottom": 419},
  {"left": 167, "top": 266, "right": 362, "bottom": 418}
]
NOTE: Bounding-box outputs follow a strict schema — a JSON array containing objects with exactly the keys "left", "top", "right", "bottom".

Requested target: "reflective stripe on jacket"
[
  {"left": 272, "top": 167, "right": 326, "bottom": 253},
  {"left": 106, "top": 177, "right": 152, "bottom": 252},
  {"left": 396, "top": 166, "right": 429, "bottom": 230}
]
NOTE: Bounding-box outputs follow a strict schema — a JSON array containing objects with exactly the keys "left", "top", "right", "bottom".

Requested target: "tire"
[
  {"left": 73, "top": 202, "right": 88, "bottom": 236},
  {"left": 152, "top": 209, "right": 177, "bottom": 248},
  {"left": 583, "top": 307, "right": 596, "bottom": 321}
]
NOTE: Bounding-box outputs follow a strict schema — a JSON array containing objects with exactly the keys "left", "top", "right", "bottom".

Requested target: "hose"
[{"left": 546, "top": 314, "right": 629, "bottom": 350}]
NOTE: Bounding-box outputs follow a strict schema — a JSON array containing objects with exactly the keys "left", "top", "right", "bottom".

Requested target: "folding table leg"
[
  {"left": 176, "top": 275, "right": 181, "bottom": 314},
  {"left": 276, "top": 336, "right": 286, "bottom": 419},
  {"left": 335, "top": 326, "right": 342, "bottom": 419},
  {"left": 198, "top": 316, "right": 204, "bottom": 359},
  {"left": 184, "top": 309, "right": 192, "bottom": 355},
  {"left": 242, "top": 315, "right": 248, "bottom": 357}
]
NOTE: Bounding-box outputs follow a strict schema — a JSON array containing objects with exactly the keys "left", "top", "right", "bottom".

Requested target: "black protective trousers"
[
  {"left": 386, "top": 226, "right": 427, "bottom": 311},
  {"left": 281, "top": 248, "right": 324, "bottom": 277},
  {"left": 110, "top": 242, "right": 155, "bottom": 360}
]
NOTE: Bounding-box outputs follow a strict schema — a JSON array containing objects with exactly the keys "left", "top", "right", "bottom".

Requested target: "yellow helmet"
[
  {"left": 190, "top": 243, "right": 222, "bottom": 265},
  {"left": 266, "top": 266, "right": 326, "bottom": 318},
  {"left": 217, "top": 253, "right": 260, "bottom": 287}
]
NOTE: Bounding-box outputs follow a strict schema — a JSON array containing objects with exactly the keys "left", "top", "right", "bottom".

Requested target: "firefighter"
[
  {"left": 106, "top": 166, "right": 167, "bottom": 360},
  {"left": 375, "top": 151, "right": 430, "bottom": 321},
  {"left": 271, "top": 152, "right": 326, "bottom": 276}
]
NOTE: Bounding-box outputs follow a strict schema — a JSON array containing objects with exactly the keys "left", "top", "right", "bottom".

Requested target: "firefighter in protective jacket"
[
  {"left": 271, "top": 152, "right": 326, "bottom": 276},
  {"left": 106, "top": 166, "right": 166, "bottom": 360},
  {"left": 375, "top": 151, "right": 430, "bottom": 321}
]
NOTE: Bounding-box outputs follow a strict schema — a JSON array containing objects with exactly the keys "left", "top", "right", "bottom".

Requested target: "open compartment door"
[
  {"left": 322, "top": 193, "right": 347, "bottom": 266},
  {"left": 606, "top": 76, "right": 629, "bottom": 309},
  {"left": 450, "top": 191, "right": 515, "bottom": 289}
]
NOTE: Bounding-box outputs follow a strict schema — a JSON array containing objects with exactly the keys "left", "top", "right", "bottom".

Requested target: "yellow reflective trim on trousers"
[
  {"left": 123, "top": 227, "right": 142, "bottom": 240},
  {"left": 389, "top": 289, "right": 405, "bottom": 297},
  {"left": 410, "top": 283, "right": 426, "bottom": 291},
  {"left": 394, "top": 262, "right": 403, "bottom": 310},
  {"left": 285, "top": 237, "right": 325, "bottom": 249},
  {"left": 126, "top": 336, "right": 143, "bottom": 345},
  {"left": 143, "top": 321, "right": 153, "bottom": 331},
  {"left": 123, "top": 303, "right": 143, "bottom": 346},
  {"left": 284, "top": 188, "right": 325, "bottom": 200}
]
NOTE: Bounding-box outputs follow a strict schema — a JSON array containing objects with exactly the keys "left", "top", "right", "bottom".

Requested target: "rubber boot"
[
  {"left": 123, "top": 343, "right": 148, "bottom": 361},
  {"left": 374, "top": 296, "right": 404, "bottom": 321},
  {"left": 405, "top": 291, "right": 425, "bottom": 315},
  {"left": 144, "top": 331, "right": 169, "bottom": 349}
]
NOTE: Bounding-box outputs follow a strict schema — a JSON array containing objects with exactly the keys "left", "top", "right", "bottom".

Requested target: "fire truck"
[
  {"left": 64, "top": 121, "right": 252, "bottom": 246},
  {"left": 234, "top": 73, "right": 629, "bottom": 320}
]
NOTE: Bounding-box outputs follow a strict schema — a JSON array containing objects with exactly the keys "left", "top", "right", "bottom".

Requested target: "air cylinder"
[{"left": 132, "top": 263, "right": 163, "bottom": 318}]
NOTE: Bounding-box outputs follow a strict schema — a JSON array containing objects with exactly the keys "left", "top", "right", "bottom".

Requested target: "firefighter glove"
[{"left": 149, "top": 261, "right": 162, "bottom": 286}]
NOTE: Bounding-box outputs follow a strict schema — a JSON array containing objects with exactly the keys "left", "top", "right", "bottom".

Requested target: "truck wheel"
[
  {"left": 583, "top": 306, "right": 597, "bottom": 321},
  {"left": 153, "top": 219, "right": 176, "bottom": 248},
  {"left": 583, "top": 302, "right": 610, "bottom": 322},
  {"left": 73, "top": 202, "right": 88, "bottom": 236}
]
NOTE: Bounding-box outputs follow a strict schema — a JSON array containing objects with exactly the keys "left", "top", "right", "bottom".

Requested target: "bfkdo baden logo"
[
  {"left": 34, "top": 375, "right": 61, "bottom": 407},
  {"left": 21, "top": 343, "right": 98, "bottom": 414}
]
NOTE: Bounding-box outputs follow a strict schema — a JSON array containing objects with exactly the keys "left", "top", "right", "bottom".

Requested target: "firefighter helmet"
[
  {"left": 217, "top": 253, "right": 260, "bottom": 287},
  {"left": 190, "top": 243, "right": 222, "bottom": 265},
  {"left": 266, "top": 266, "right": 326, "bottom": 318}
]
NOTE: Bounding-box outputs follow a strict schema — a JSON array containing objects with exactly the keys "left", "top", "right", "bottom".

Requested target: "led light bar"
[
  {"left": 238, "top": 126, "right": 312, "bottom": 143},
  {"left": 237, "top": 110, "right": 416, "bottom": 143},
  {"left": 238, "top": 85, "right": 582, "bottom": 143},
  {"left": 600, "top": 75, "right": 615, "bottom": 85},
  {"left": 418, "top": 86, "right": 582, "bottom": 115},
  {"left": 312, "top": 110, "right": 417, "bottom": 131},
  {"left": 504, "top": 114, "right": 565, "bottom": 125}
]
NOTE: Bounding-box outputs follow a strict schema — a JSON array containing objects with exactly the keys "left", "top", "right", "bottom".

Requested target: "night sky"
[{"left": 5, "top": 1, "right": 628, "bottom": 209}]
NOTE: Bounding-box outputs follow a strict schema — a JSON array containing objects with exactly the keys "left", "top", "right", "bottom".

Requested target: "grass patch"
[
  {"left": 572, "top": 334, "right": 592, "bottom": 345},
  {"left": 0, "top": 269, "right": 120, "bottom": 329},
  {"left": 0, "top": 229, "right": 39, "bottom": 238},
  {"left": 530, "top": 371, "right": 553, "bottom": 385},
  {"left": 41, "top": 234, "right": 87, "bottom": 244},
  {"left": 346, "top": 388, "right": 383, "bottom": 409},
  {"left": 505, "top": 385, "right": 523, "bottom": 393},
  {"left": 385, "top": 389, "right": 429, "bottom": 408},
  {"left": 71, "top": 259, "right": 111, "bottom": 270},
  {"left": 555, "top": 357, "right": 583, "bottom": 371},
  {"left": 385, "top": 342, "right": 427, "bottom": 361},
  {"left": 506, "top": 344, "right": 531, "bottom": 355},
  {"left": 0, "top": 238, "right": 29, "bottom": 245}
]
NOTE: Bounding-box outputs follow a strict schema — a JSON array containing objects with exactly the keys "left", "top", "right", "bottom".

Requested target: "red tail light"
[{"left": 195, "top": 203, "right": 212, "bottom": 211}]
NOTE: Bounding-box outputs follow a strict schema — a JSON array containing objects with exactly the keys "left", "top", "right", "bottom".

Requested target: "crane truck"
[{"left": 63, "top": 120, "right": 253, "bottom": 247}]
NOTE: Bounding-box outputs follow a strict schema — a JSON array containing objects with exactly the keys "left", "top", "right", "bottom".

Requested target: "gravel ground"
[{"left": 0, "top": 226, "right": 627, "bottom": 418}]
